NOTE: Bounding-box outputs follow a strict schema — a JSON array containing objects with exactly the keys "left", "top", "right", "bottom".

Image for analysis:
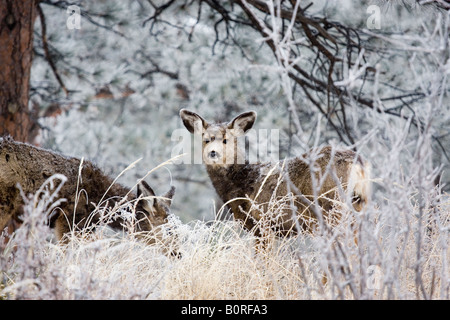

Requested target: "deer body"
[
  {"left": 180, "top": 109, "right": 370, "bottom": 236},
  {"left": 0, "top": 137, "right": 174, "bottom": 241}
]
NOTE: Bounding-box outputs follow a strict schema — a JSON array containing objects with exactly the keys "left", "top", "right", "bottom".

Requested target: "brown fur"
[
  {"left": 180, "top": 109, "right": 371, "bottom": 237},
  {"left": 0, "top": 136, "right": 174, "bottom": 241}
]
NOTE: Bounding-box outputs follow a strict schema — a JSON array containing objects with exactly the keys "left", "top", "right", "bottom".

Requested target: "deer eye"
[{"left": 223, "top": 139, "right": 227, "bottom": 144}]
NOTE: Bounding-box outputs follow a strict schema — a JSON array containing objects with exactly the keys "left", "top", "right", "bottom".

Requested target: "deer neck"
[{"left": 205, "top": 162, "right": 262, "bottom": 202}]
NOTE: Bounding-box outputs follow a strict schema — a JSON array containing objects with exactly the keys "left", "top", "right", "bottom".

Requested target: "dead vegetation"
[{"left": 1, "top": 162, "right": 448, "bottom": 300}]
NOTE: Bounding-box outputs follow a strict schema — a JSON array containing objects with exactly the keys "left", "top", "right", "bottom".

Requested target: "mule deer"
[
  {"left": 0, "top": 136, "right": 175, "bottom": 242},
  {"left": 180, "top": 109, "right": 371, "bottom": 237}
]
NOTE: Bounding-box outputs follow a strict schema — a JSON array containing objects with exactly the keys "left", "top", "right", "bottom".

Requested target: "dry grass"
[
  {"left": 1, "top": 148, "right": 449, "bottom": 300},
  {"left": 1, "top": 177, "right": 448, "bottom": 300}
]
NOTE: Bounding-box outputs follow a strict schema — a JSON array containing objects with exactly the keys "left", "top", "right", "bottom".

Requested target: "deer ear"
[
  {"left": 159, "top": 186, "right": 175, "bottom": 208},
  {"left": 163, "top": 186, "right": 175, "bottom": 202},
  {"left": 227, "top": 111, "right": 256, "bottom": 136},
  {"left": 180, "top": 109, "right": 207, "bottom": 134},
  {"left": 137, "top": 180, "right": 156, "bottom": 213}
]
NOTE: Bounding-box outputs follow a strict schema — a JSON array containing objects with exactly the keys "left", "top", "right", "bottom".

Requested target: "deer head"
[
  {"left": 180, "top": 109, "right": 256, "bottom": 166},
  {"left": 136, "top": 180, "right": 175, "bottom": 228}
]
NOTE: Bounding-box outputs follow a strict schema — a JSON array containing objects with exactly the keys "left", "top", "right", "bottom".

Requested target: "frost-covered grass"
[{"left": 1, "top": 176, "right": 448, "bottom": 300}]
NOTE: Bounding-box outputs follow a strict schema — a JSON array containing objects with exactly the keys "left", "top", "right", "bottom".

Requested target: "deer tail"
[{"left": 348, "top": 159, "right": 371, "bottom": 211}]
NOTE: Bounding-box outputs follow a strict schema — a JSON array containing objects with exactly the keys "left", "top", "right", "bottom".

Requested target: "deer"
[
  {"left": 179, "top": 109, "right": 371, "bottom": 239},
  {"left": 0, "top": 136, "right": 175, "bottom": 244}
]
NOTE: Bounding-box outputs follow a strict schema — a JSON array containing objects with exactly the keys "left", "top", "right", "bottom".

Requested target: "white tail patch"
[{"left": 348, "top": 161, "right": 371, "bottom": 209}]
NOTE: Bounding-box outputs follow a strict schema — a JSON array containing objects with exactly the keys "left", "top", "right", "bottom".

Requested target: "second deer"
[{"left": 0, "top": 137, "right": 175, "bottom": 244}]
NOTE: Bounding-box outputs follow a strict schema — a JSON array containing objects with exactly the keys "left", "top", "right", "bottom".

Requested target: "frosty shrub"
[{"left": 1, "top": 176, "right": 448, "bottom": 299}]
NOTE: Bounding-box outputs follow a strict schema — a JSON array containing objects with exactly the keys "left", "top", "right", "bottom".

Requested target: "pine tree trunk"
[{"left": 0, "top": 0, "right": 37, "bottom": 143}]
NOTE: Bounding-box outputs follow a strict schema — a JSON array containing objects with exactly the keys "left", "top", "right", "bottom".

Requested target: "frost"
[{"left": 5, "top": 0, "right": 446, "bottom": 300}]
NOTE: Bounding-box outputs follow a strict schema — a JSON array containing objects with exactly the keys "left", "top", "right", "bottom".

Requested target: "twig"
[{"left": 37, "top": 4, "right": 69, "bottom": 97}]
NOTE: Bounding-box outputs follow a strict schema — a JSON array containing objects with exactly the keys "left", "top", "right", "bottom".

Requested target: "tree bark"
[{"left": 0, "top": 0, "right": 38, "bottom": 143}]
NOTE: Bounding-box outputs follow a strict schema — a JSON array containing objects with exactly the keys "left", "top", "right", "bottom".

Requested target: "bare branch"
[{"left": 37, "top": 4, "right": 69, "bottom": 97}]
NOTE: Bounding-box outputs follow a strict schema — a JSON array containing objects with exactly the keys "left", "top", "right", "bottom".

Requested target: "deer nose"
[{"left": 209, "top": 151, "right": 218, "bottom": 158}]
